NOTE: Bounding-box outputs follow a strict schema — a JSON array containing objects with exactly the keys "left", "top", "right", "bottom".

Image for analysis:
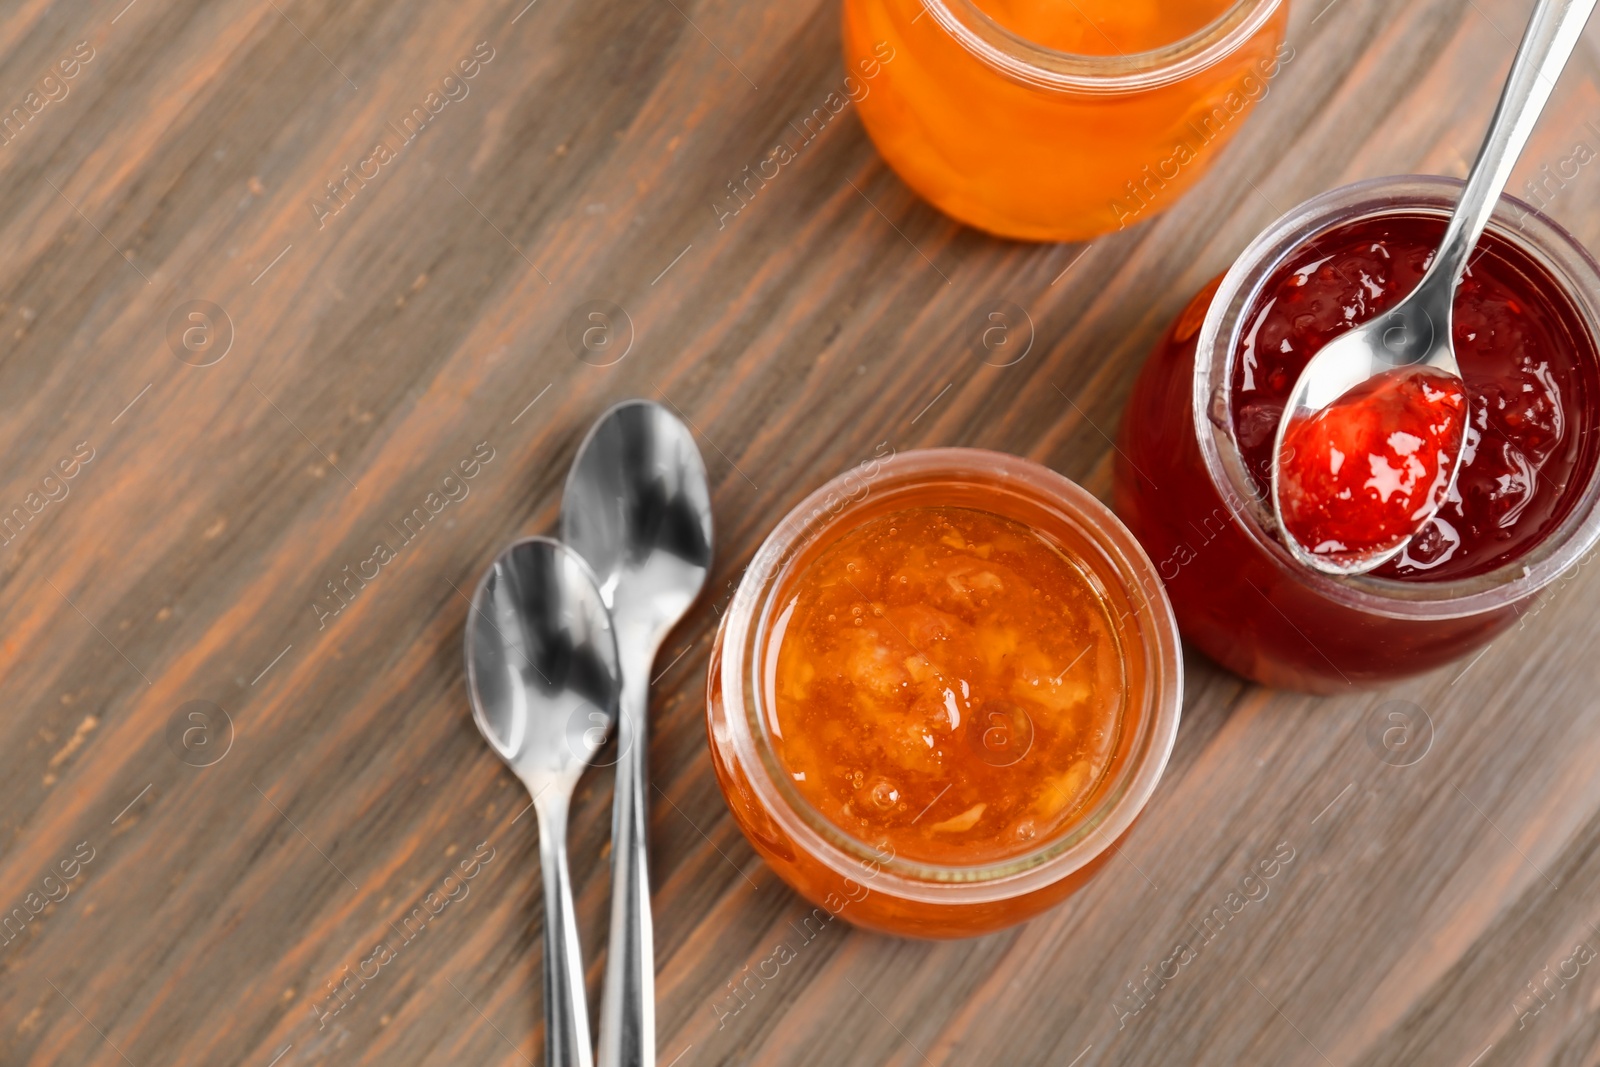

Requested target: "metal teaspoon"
[
  {"left": 562, "top": 400, "right": 714, "bottom": 1067},
  {"left": 465, "top": 537, "right": 621, "bottom": 1067}
]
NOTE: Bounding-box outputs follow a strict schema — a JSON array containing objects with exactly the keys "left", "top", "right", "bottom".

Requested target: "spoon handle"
[
  {"left": 1433, "top": 0, "right": 1597, "bottom": 288},
  {"left": 598, "top": 680, "right": 655, "bottom": 1067},
  {"left": 535, "top": 794, "right": 595, "bottom": 1067}
]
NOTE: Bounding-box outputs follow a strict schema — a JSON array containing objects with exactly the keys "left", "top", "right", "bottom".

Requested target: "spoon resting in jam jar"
[{"left": 1271, "top": 0, "right": 1596, "bottom": 576}]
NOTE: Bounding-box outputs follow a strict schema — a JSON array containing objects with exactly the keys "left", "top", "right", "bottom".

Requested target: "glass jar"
[
  {"left": 1114, "top": 175, "right": 1600, "bottom": 693},
  {"left": 705, "top": 448, "right": 1182, "bottom": 938},
  {"left": 841, "top": 0, "right": 1289, "bottom": 242}
]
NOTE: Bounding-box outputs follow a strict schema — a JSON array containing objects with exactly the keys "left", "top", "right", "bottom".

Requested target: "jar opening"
[
  {"left": 921, "top": 0, "right": 1285, "bottom": 92},
  {"left": 719, "top": 449, "right": 1182, "bottom": 899}
]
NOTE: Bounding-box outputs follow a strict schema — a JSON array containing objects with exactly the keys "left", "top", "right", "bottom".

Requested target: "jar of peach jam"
[
  {"left": 1115, "top": 176, "right": 1600, "bottom": 692},
  {"left": 842, "top": 0, "right": 1289, "bottom": 241},
  {"left": 706, "top": 449, "right": 1181, "bottom": 937}
]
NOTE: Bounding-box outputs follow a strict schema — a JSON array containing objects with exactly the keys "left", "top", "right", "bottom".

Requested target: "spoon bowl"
[
  {"left": 466, "top": 537, "right": 620, "bottom": 791},
  {"left": 465, "top": 536, "right": 620, "bottom": 1067},
  {"left": 1269, "top": 291, "right": 1469, "bottom": 577},
  {"left": 563, "top": 400, "right": 715, "bottom": 646}
]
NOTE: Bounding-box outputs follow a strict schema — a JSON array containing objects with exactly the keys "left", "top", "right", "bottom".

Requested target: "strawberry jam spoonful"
[
  {"left": 1277, "top": 366, "right": 1468, "bottom": 563},
  {"left": 1271, "top": 0, "right": 1596, "bottom": 575}
]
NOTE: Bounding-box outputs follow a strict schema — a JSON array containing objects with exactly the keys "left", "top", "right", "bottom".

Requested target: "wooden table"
[{"left": 5, "top": 0, "right": 1600, "bottom": 1063}]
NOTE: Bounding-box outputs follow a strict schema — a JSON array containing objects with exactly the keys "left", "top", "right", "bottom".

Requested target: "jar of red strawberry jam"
[
  {"left": 707, "top": 449, "right": 1181, "bottom": 937},
  {"left": 1115, "top": 176, "right": 1600, "bottom": 692}
]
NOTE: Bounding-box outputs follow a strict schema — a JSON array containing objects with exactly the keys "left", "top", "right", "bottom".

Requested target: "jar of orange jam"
[
  {"left": 706, "top": 449, "right": 1181, "bottom": 937},
  {"left": 843, "top": 0, "right": 1289, "bottom": 241}
]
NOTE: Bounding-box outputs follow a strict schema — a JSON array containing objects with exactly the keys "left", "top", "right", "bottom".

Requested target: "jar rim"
[
  {"left": 715, "top": 447, "right": 1183, "bottom": 902},
  {"left": 1191, "top": 174, "right": 1600, "bottom": 619},
  {"left": 919, "top": 0, "right": 1285, "bottom": 93}
]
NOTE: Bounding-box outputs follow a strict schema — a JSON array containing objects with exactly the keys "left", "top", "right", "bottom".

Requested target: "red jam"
[
  {"left": 1233, "top": 215, "right": 1597, "bottom": 579},
  {"left": 1278, "top": 365, "right": 1468, "bottom": 559}
]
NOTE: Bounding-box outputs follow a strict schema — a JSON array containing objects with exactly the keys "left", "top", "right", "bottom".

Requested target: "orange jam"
[
  {"left": 769, "top": 506, "right": 1124, "bottom": 866},
  {"left": 842, "top": 0, "right": 1289, "bottom": 241}
]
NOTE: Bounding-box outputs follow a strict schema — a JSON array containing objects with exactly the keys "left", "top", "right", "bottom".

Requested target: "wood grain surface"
[{"left": 4, "top": 0, "right": 1600, "bottom": 1064}]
